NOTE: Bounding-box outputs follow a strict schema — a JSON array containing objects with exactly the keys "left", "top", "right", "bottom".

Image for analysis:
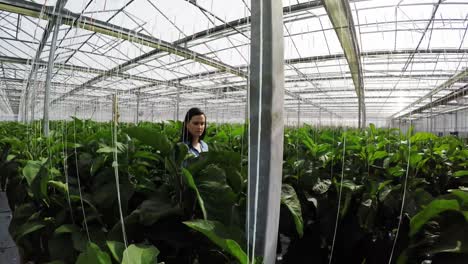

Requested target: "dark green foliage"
[
  {"left": 1, "top": 120, "right": 467, "bottom": 264},
  {"left": 279, "top": 124, "right": 468, "bottom": 264}
]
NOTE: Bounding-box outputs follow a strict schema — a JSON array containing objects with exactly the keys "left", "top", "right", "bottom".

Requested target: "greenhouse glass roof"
[{"left": 0, "top": 0, "right": 467, "bottom": 124}]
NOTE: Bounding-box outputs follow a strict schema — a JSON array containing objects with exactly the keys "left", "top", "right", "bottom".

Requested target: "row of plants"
[
  {"left": 0, "top": 120, "right": 253, "bottom": 264},
  {"left": 0, "top": 120, "right": 467, "bottom": 264},
  {"left": 281, "top": 125, "right": 468, "bottom": 263}
]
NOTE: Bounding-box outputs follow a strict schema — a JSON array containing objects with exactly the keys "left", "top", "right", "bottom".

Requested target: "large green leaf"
[
  {"left": 76, "top": 242, "right": 111, "bottom": 264},
  {"left": 225, "top": 169, "right": 243, "bottom": 194},
  {"left": 370, "top": 150, "right": 388, "bottom": 164},
  {"left": 69, "top": 195, "right": 105, "bottom": 226},
  {"left": 338, "top": 179, "right": 363, "bottom": 192},
  {"left": 453, "top": 170, "right": 468, "bottom": 178},
  {"left": 410, "top": 132, "right": 437, "bottom": 143},
  {"left": 388, "top": 166, "right": 405, "bottom": 177},
  {"left": 195, "top": 165, "right": 237, "bottom": 224},
  {"left": 187, "top": 150, "right": 241, "bottom": 175},
  {"left": 182, "top": 168, "right": 207, "bottom": 220},
  {"left": 133, "top": 150, "right": 159, "bottom": 161},
  {"left": 54, "top": 224, "right": 79, "bottom": 235},
  {"left": 124, "top": 127, "right": 172, "bottom": 155},
  {"left": 281, "top": 184, "right": 303, "bottom": 237},
  {"left": 369, "top": 123, "right": 377, "bottom": 136},
  {"left": 131, "top": 196, "right": 182, "bottom": 226},
  {"left": 106, "top": 241, "right": 125, "bottom": 263},
  {"left": 183, "top": 219, "right": 248, "bottom": 264},
  {"left": 48, "top": 180, "right": 68, "bottom": 194},
  {"left": 13, "top": 220, "right": 46, "bottom": 240},
  {"left": 410, "top": 199, "right": 460, "bottom": 236},
  {"left": 312, "top": 178, "right": 331, "bottom": 194},
  {"left": 174, "top": 142, "right": 189, "bottom": 166},
  {"left": 22, "top": 160, "right": 43, "bottom": 186},
  {"left": 450, "top": 190, "right": 468, "bottom": 206},
  {"left": 121, "top": 244, "right": 160, "bottom": 264},
  {"left": 409, "top": 152, "right": 423, "bottom": 167}
]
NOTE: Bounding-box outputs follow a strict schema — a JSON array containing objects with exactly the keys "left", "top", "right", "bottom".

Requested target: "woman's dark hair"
[{"left": 180, "top": 107, "right": 207, "bottom": 142}]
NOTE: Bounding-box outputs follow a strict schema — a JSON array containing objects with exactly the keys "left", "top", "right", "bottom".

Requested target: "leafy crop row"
[{"left": 0, "top": 120, "right": 467, "bottom": 264}]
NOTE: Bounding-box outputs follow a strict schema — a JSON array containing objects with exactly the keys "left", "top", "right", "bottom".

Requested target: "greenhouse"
[{"left": 0, "top": 0, "right": 467, "bottom": 263}]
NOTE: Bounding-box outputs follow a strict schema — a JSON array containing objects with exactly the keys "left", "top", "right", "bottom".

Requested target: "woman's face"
[{"left": 187, "top": 114, "right": 206, "bottom": 139}]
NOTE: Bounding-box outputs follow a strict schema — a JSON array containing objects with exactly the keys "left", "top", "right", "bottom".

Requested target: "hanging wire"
[
  {"left": 327, "top": 3, "right": 356, "bottom": 260},
  {"left": 388, "top": 114, "right": 412, "bottom": 264},
  {"left": 328, "top": 132, "right": 346, "bottom": 264},
  {"left": 111, "top": 94, "right": 129, "bottom": 254},
  {"left": 73, "top": 111, "right": 91, "bottom": 242},
  {"left": 62, "top": 116, "right": 75, "bottom": 224}
]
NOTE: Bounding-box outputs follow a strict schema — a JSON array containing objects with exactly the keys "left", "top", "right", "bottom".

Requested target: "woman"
[{"left": 180, "top": 107, "right": 208, "bottom": 157}]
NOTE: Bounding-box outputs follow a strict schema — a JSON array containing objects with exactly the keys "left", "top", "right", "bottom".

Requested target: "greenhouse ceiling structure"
[{"left": 0, "top": 0, "right": 467, "bottom": 126}]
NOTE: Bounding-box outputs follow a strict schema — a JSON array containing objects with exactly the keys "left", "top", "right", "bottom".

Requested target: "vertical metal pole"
[
  {"left": 426, "top": 114, "right": 429, "bottom": 132},
  {"left": 204, "top": 98, "right": 207, "bottom": 117},
  {"left": 430, "top": 95, "right": 433, "bottom": 133},
  {"left": 358, "top": 92, "right": 362, "bottom": 129},
  {"left": 445, "top": 114, "right": 449, "bottom": 135},
  {"left": 331, "top": 112, "right": 334, "bottom": 127},
  {"left": 30, "top": 80, "right": 37, "bottom": 122},
  {"left": 248, "top": 0, "right": 285, "bottom": 262},
  {"left": 43, "top": 14, "right": 63, "bottom": 136},
  {"left": 319, "top": 107, "right": 322, "bottom": 127},
  {"left": 297, "top": 99, "right": 301, "bottom": 126},
  {"left": 112, "top": 94, "right": 119, "bottom": 126},
  {"left": 22, "top": 87, "right": 28, "bottom": 123},
  {"left": 361, "top": 97, "right": 366, "bottom": 128},
  {"left": 151, "top": 103, "right": 154, "bottom": 123},
  {"left": 25, "top": 71, "right": 38, "bottom": 123},
  {"left": 136, "top": 92, "right": 140, "bottom": 124},
  {"left": 23, "top": 72, "right": 36, "bottom": 123},
  {"left": 176, "top": 87, "right": 180, "bottom": 121},
  {"left": 222, "top": 106, "right": 225, "bottom": 124}
]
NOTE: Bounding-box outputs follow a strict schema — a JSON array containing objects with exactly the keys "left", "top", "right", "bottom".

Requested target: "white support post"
[
  {"left": 297, "top": 99, "right": 301, "bottom": 127},
  {"left": 43, "top": 19, "right": 62, "bottom": 136},
  {"left": 248, "top": 0, "right": 285, "bottom": 263},
  {"left": 136, "top": 91, "right": 140, "bottom": 124}
]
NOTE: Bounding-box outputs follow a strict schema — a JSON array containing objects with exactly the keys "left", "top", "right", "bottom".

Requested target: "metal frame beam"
[
  {"left": 0, "top": 0, "right": 350, "bottom": 118},
  {"left": 176, "top": 1, "right": 325, "bottom": 45},
  {"left": 323, "top": 0, "right": 366, "bottom": 128},
  {"left": 17, "top": 0, "right": 68, "bottom": 121},
  {"left": 0, "top": 0, "right": 331, "bottom": 106},
  {"left": 172, "top": 49, "right": 468, "bottom": 84},
  {"left": 1, "top": 0, "right": 465, "bottom": 121},
  {"left": 0, "top": 55, "right": 198, "bottom": 88},
  {"left": 2, "top": 51, "right": 463, "bottom": 87},
  {"left": 0, "top": 0, "right": 246, "bottom": 98},
  {"left": 392, "top": 68, "right": 468, "bottom": 118},
  {"left": 285, "top": 74, "right": 456, "bottom": 83},
  {"left": 397, "top": 83, "right": 468, "bottom": 119},
  {"left": 0, "top": 62, "right": 14, "bottom": 115}
]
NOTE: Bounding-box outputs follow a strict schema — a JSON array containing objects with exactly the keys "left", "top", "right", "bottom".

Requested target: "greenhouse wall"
[{"left": 394, "top": 109, "right": 468, "bottom": 138}]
